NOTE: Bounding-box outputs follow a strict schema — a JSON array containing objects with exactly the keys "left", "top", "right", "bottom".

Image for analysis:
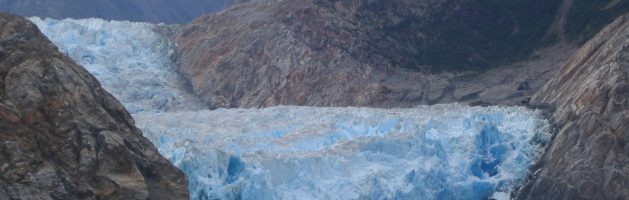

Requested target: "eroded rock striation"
[
  {"left": 517, "top": 14, "right": 629, "bottom": 200},
  {"left": 0, "top": 13, "right": 188, "bottom": 199}
]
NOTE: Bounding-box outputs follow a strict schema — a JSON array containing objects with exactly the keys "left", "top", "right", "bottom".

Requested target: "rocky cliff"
[
  {"left": 516, "top": 14, "right": 629, "bottom": 200},
  {"left": 174, "top": 0, "right": 579, "bottom": 108},
  {"left": 0, "top": 0, "right": 231, "bottom": 24},
  {"left": 0, "top": 13, "right": 188, "bottom": 199},
  {"left": 172, "top": 0, "right": 629, "bottom": 109}
]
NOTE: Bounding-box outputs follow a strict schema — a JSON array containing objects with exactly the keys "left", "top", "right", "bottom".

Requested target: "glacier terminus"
[
  {"left": 137, "top": 105, "right": 550, "bottom": 200},
  {"left": 31, "top": 17, "right": 552, "bottom": 200}
]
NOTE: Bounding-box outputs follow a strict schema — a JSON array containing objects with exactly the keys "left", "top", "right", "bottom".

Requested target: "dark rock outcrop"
[
  {"left": 563, "top": 0, "right": 629, "bottom": 43},
  {"left": 517, "top": 14, "right": 629, "bottom": 200},
  {"left": 174, "top": 0, "right": 576, "bottom": 108},
  {"left": 0, "top": 0, "right": 231, "bottom": 24},
  {"left": 0, "top": 13, "right": 188, "bottom": 199}
]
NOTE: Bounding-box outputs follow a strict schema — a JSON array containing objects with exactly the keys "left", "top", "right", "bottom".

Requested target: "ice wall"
[
  {"left": 29, "top": 17, "right": 205, "bottom": 113},
  {"left": 136, "top": 105, "right": 550, "bottom": 200}
]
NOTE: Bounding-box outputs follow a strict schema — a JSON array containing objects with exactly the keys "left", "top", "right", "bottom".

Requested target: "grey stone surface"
[
  {"left": 0, "top": 13, "right": 188, "bottom": 200},
  {"left": 516, "top": 13, "right": 629, "bottom": 200},
  {"left": 174, "top": 0, "right": 574, "bottom": 109}
]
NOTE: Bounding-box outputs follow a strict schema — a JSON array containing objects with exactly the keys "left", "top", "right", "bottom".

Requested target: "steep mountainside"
[
  {"left": 175, "top": 0, "right": 564, "bottom": 70},
  {"left": 174, "top": 0, "right": 581, "bottom": 108},
  {"left": 517, "top": 14, "right": 629, "bottom": 200},
  {"left": 0, "top": 0, "right": 231, "bottom": 24},
  {"left": 564, "top": 0, "right": 629, "bottom": 43},
  {"left": 0, "top": 13, "right": 188, "bottom": 199}
]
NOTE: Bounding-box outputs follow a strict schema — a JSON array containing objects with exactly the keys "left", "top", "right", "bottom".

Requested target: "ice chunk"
[{"left": 136, "top": 105, "right": 550, "bottom": 200}]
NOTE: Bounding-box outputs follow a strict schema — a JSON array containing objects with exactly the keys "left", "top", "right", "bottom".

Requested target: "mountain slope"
[
  {"left": 174, "top": 0, "right": 579, "bottom": 108},
  {"left": 176, "top": 0, "right": 561, "bottom": 70},
  {"left": 0, "top": 0, "right": 231, "bottom": 23},
  {"left": 0, "top": 13, "right": 188, "bottom": 199},
  {"left": 517, "top": 13, "right": 629, "bottom": 200},
  {"left": 564, "top": 0, "right": 629, "bottom": 43}
]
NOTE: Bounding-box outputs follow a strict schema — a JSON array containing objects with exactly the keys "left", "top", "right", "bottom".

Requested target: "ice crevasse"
[{"left": 30, "top": 18, "right": 552, "bottom": 200}]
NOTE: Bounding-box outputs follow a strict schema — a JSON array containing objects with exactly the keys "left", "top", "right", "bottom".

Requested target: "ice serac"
[
  {"left": 0, "top": 13, "right": 188, "bottom": 199},
  {"left": 516, "top": 14, "right": 629, "bottom": 200},
  {"left": 29, "top": 17, "right": 205, "bottom": 113},
  {"left": 136, "top": 105, "right": 551, "bottom": 200}
]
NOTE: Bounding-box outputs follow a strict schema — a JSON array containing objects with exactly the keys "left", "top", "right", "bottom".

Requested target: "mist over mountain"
[{"left": 0, "top": 0, "right": 231, "bottom": 23}]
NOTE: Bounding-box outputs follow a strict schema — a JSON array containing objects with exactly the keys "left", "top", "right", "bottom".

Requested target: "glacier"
[
  {"left": 28, "top": 17, "right": 205, "bottom": 113},
  {"left": 136, "top": 105, "right": 550, "bottom": 200},
  {"left": 31, "top": 17, "right": 552, "bottom": 200}
]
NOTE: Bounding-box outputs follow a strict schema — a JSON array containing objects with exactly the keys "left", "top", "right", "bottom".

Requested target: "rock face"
[
  {"left": 0, "top": 13, "right": 188, "bottom": 199},
  {"left": 516, "top": 14, "right": 629, "bottom": 200},
  {"left": 174, "top": 0, "right": 576, "bottom": 108},
  {"left": 0, "top": 0, "right": 231, "bottom": 24}
]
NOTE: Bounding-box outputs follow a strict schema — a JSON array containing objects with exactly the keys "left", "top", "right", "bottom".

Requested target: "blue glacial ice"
[
  {"left": 31, "top": 17, "right": 552, "bottom": 200},
  {"left": 136, "top": 105, "right": 550, "bottom": 200},
  {"left": 29, "top": 17, "right": 205, "bottom": 113}
]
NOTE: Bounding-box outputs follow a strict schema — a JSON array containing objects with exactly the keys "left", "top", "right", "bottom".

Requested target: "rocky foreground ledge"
[
  {"left": 0, "top": 13, "right": 188, "bottom": 199},
  {"left": 516, "top": 14, "right": 629, "bottom": 200}
]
